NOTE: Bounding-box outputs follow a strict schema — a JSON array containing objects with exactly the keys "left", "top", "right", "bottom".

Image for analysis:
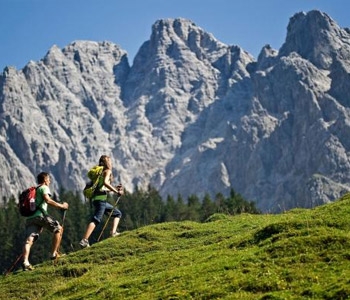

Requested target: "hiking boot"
[
  {"left": 111, "top": 231, "right": 121, "bottom": 237},
  {"left": 79, "top": 238, "right": 90, "bottom": 248},
  {"left": 22, "top": 263, "right": 34, "bottom": 271},
  {"left": 50, "top": 253, "right": 66, "bottom": 260}
]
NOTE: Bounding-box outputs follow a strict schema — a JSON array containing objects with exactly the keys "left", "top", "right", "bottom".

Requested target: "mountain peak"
[
  {"left": 1, "top": 11, "right": 350, "bottom": 212},
  {"left": 149, "top": 18, "right": 227, "bottom": 55},
  {"left": 279, "top": 10, "right": 348, "bottom": 69}
]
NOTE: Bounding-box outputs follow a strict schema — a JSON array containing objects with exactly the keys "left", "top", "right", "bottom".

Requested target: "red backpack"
[{"left": 18, "top": 187, "right": 38, "bottom": 217}]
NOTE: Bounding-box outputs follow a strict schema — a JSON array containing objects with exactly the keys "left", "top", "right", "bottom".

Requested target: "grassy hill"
[{"left": 2, "top": 194, "right": 350, "bottom": 300}]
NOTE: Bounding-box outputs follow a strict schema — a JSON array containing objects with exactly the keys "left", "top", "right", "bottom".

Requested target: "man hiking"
[{"left": 22, "top": 172, "right": 69, "bottom": 271}]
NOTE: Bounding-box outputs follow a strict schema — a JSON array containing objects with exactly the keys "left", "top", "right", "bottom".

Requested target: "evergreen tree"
[
  {"left": 142, "top": 185, "right": 164, "bottom": 225},
  {"left": 174, "top": 194, "right": 187, "bottom": 221},
  {"left": 118, "top": 191, "right": 135, "bottom": 231},
  {"left": 186, "top": 194, "right": 201, "bottom": 221},
  {"left": 1, "top": 196, "right": 26, "bottom": 273},
  {"left": 214, "top": 192, "right": 227, "bottom": 214},
  {"left": 119, "top": 185, "right": 146, "bottom": 228},
  {"left": 200, "top": 193, "right": 217, "bottom": 221},
  {"left": 224, "top": 188, "right": 260, "bottom": 215},
  {"left": 163, "top": 195, "right": 176, "bottom": 222}
]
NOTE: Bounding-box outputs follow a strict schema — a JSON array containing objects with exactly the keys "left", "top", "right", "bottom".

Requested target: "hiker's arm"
[
  {"left": 44, "top": 194, "right": 69, "bottom": 210},
  {"left": 103, "top": 170, "right": 124, "bottom": 195}
]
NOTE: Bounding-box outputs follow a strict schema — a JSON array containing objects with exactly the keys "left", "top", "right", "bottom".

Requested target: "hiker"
[
  {"left": 22, "top": 172, "right": 69, "bottom": 271},
  {"left": 79, "top": 155, "right": 124, "bottom": 248}
]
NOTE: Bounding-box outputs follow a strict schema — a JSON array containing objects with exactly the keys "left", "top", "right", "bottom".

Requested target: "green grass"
[{"left": 2, "top": 194, "right": 350, "bottom": 299}]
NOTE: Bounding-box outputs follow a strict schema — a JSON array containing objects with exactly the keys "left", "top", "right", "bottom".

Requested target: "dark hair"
[{"left": 37, "top": 172, "right": 50, "bottom": 184}]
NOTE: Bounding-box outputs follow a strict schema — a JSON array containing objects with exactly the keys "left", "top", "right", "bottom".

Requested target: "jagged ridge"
[{"left": 1, "top": 10, "right": 350, "bottom": 212}]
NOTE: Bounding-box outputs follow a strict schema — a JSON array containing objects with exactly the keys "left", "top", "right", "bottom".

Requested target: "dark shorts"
[
  {"left": 25, "top": 215, "right": 61, "bottom": 242},
  {"left": 91, "top": 200, "right": 122, "bottom": 225}
]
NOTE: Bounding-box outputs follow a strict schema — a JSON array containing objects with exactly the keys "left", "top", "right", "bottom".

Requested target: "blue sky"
[{"left": 0, "top": 0, "right": 349, "bottom": 71}]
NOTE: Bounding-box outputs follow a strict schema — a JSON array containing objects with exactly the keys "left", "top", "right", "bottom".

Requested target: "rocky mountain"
[{"left": 1, "top": 10, "right": 350, "bottom": 212}]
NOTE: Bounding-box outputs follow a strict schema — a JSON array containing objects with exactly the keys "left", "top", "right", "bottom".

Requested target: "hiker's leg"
[
  {"left": 40, "top": 216, "right": 62, "bottom": 257},
  {"left": 110, "top": 208, "right": 122, "bottom": 236},
  {"left": 83, "top": 222, "right": 96, "bottom": 239},
  {"left": 82, "top": 200, "right": 105, "bottom": 240},
  {"left": 51, "top": 226, "right": 63, "bottom": 256},
  {"left": 23, "top": 222, "right": 42, "bottom": 265},
  {"left": 110, "top": 217, "right": 120, "bottom": 235},
  {"left": 23, "top": 236, "right": 34, "bottom": 265}
]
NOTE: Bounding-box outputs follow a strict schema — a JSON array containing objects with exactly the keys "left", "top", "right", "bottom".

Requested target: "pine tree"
[
  {"left": 186, "top": 194, "right": 201, "bottom": 221},
  {"left": 163, "top": 195, "right": 176, "bottom": 222},
  {"left": 142, "top": 185, "right": 164, "bottom": 225},
  {"left": 175, "top": 194, "right": 187, "bottom": 221},
  {"left": 200, "top": 193, "right": 216, "bottom": 221},
  {"left": 214, "top": 192, "right": 227, "bottom": 214},
  {"left": 1, "top": 195, "right": 26, "bottom": 273}
]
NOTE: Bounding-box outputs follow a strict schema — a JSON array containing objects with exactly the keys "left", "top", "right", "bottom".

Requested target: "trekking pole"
[
  {"left": 4, "top": 253, "right": 23, "bottom": 276},
  {"left": 58, "top": 209, "right": 67, "bottom": 252},
  {"left": 54, "top": 209, "right": 67, "bottom": 265},
  {"left": 97, "top": 196, "right": 121, "bottom": 242}
]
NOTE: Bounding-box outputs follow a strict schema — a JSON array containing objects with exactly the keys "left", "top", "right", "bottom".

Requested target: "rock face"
[{"left": 1, "top": 10, "right": 350, "bottom": 212}]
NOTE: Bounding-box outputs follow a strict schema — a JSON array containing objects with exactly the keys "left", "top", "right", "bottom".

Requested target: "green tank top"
[{"left": 92, "top": 176, "right": 108, "bottom": 201}]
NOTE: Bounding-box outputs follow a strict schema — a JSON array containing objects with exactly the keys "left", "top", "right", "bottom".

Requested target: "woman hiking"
[{"left": 80, "top": 155, "right": 124, "bottom": 248}]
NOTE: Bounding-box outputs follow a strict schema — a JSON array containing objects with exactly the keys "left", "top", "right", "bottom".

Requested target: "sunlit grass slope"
[{"left": 2, "top": 193, "right": 350, "bottom": 299}]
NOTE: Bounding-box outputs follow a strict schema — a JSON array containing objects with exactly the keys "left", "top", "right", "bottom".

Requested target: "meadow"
[{"left": 1, "top": 193, "right": 350, "bottom": 299}]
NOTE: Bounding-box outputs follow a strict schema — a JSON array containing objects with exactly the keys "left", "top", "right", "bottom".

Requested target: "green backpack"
[{"left": 83, "top": 165, "right": 104, "bottom": 201}]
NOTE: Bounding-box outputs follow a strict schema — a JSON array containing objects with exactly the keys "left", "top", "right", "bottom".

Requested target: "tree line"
[{"left": 0, "top": 186, "right": 260, "bottom": 273}]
